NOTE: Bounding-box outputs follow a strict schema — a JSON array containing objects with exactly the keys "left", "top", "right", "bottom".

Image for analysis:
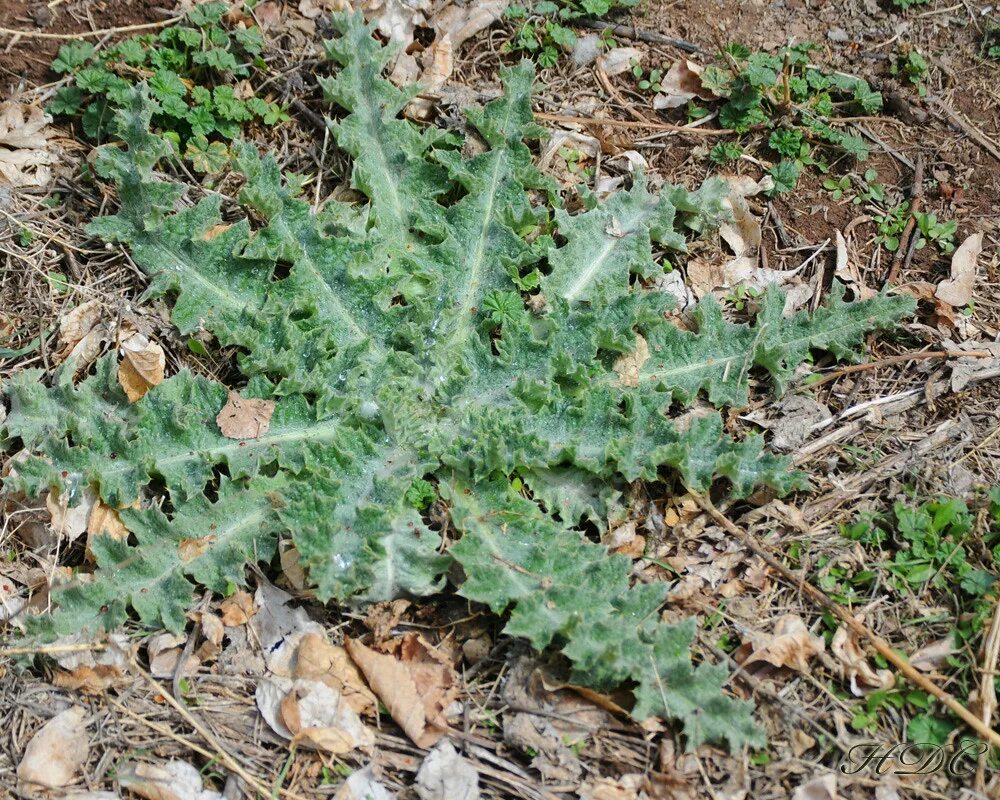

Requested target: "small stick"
[
  {"left": 694, "top": 494, "right": 1000, "bottom": 748},
  {"left": 534, "top": 111, "right": 734, "bottom": 135},
  {"left": 975, "top": 596, "right": 1000, "bottom": 792},
  {"left": 806, "top": 348, "right": 993, "bottom": 388},
  {"left": 885, "top": 153, "right": 924, "bottom": 286},
  {"left": 0, "top": 17, "right": 181, "bottom": 40},
  {"left": 573, "top": 18, "right": 707, "bottom": 55}
]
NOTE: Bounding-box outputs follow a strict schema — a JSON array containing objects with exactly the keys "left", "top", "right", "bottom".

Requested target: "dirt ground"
[{"left": 1, "top": 0, "right": 1000, "bottom": 798}]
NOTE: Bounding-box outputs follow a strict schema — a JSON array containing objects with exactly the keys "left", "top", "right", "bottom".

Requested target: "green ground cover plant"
[
  {"left": 504, "top": 0, "right": 634, "bottom": 66},
  {"left": 2, "top": 14, "right": 913, "bottom": 749},
  {"left": 695, "top": 42, "right": 882, "bottom": 194},
  {"left": 47, "top": 1, "right": 284, "bottom": 150}
]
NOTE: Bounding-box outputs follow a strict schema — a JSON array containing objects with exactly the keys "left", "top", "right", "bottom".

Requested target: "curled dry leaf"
[
  {"left": 831, "top": 624, "right": 893, "bottom": 696},
  {"left": 216, "top": 390, "right": 276, "bottom": 439},
  {"left": 344, "top": 633, "right": 458, "bottom": 748},
  {"left": 148, "top": 632, "right": 199, "bottom": 679},
  {"left": 56, "top": 300, "right": 107, "bottom": 370},
  {"left": 909, "top": 635, "right": 958, "bottom": 673},
  {"left": 737, "top": 614, "right": 825, "bottom": 674},
  {"left": 653, "top": 60, "right": 712, "bottom": 110},
  {"left": 935, "top": 232, "right": 981, "bottom": 308},
  {"left": 415, "top": 739, "right": 480, "bottom": 800},
  {"left": 834, "top": 230, "right": 875, "bottom": 301},
  {"left": 293, "top": 632, "right": 377, "bottom": 714},
  {"left": 17, "top": 706, "right": 90, "bottom": 790},
  {"left": 0, "top": 101, "right": 56, "bottom": 187},
  {"left": 256, "top": 677, "right": 374, "bottom": 754},
  {"left": 118, "top": 333, "right": 165, "bottom": 402},
  {"left": 118, "top": 759, "right": 223, "bottom": 800}
]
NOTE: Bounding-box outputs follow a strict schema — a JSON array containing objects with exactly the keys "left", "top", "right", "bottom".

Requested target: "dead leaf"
[
  {"left": 737, "top": 614, "right": 825, "bottom": 674},
  {"left": 579, "top": 774, "right": 648, "bottom": 800},
  {"left": 910, "top": 635, "right": 958, "bottom": 672},
  {"left": 17, "top": 706, "right": 89, "bottom": 789},
  {"left": 54, "top": 663, "right": 127, "bottom": 694},
  {"left": 216, "top": 390, "right": 275, "bottom": 439},
  {"left": 334, "top": 765, "right": 395, "bottom": 800},
  {"left": 345, "top": 633, "right": 458, "bottom": 748},
  {"left": 256, "top": 677, "right": 374, "bottom": 754},
  {"left": 936, "top": 232, "right": 981, "bottom": 308},
  {"left": 56, "top": 300, "right": 105, "bottom": 367},
  {"left": 792, "top": 773, "right": 838, "bottom": 800},
  {"left": 148, "top": 632, "right": 198, "bottom": 679},
  {"left": 597, "top": 47, "right": 642, "bottom": 76},
  {"left": 252, "top": 1, "right": 283, "bottom": 29},
  {"left": 653, "top": 60, "right": 711, "bottom": 110},
  {"left": 831, "top": 624, "right": 893, "bottom": 696},
  {"left": 834, "top": 230, "right": 875, "bottom": 300},
  {"left": 292, "top": 632, "right": 377, "bottom": 714},
  {"left": 118, "top": 760, "right": 223, "bottom": 800},
  {"left": 0, "top": 101, "right": 56, "bottom": 187},
  {"left": 248, "top": 578, "right": 324, "bottom": 674},
  {"left": 415, "top": 739, "right": 480, "bottom": 800},
  {"left": 118, "top": 333, "right": 165, "bottom": 402},
  {"left": 219, "top": 589, "right": 255, "bottom": 627}
]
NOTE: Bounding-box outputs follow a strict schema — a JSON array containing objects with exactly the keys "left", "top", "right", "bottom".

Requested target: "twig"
[
  {"left": 534, "top": 111, "right": 733, "bottom": 134},
  {"left": 927, "top": 95, "right": 1000, "bottom": 163},
  {"left": 573, "top": 18, "right": 707, "bottom": 54},
  {"left": 976, "top": 596, "right": 1000, "bottom": 792},
  {"left": 806, "top": 348, "right": 992, "bottom": 388},
  {"left": 885, "top": 153, "right": 924, "bottom": 286},
  {"left": 694, "top": 494, "right": 1000, "bottom": 749},
  {"left": 0, "top": 17, "right": 182, "bottom": 39}
]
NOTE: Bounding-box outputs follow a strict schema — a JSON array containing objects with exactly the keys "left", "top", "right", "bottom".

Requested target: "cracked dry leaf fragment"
[
  {"left": 17, "top": 706, "right": 89, "bottom": 790},
  {"left": 345, "top": 633, "right": 458, "bottom": 747},
  {"left": 0, "top": 101, "right": 56, "bottom": 188},
  {"left": 831, "top": 624, "right": 893, "bottom": 696},
  {"left": 334, "top": 765, "right": 395, "bottom": 800},
  {"left": 46, "top": 484, "right": 97, "bottom": 542},
  {"left": 216, "top": 390, "right": 276, "bottom": 439},
  {"left": 737, "top": 614, "right": 825, "bottom": 674},
  {"left": 118, "top": 333, "right": 165, "bottom": 402},
  {"left": 256, "top": 677, "right": 374, "bottom": 754},
  {"left": 293, "top": 632, "right": 377, "bottom": 714}
]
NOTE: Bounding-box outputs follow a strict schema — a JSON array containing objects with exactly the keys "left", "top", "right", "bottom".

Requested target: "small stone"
[{"left": 827, "top": 28, "right": 850, "bottom": 43}]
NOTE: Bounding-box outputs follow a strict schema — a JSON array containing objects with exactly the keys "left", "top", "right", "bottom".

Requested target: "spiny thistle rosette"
[{"left": 2, "top": 15, "right": 913, "bottom": 750}]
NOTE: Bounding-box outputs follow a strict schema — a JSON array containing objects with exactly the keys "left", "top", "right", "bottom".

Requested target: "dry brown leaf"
[
  {"left": 280, "top": 680, "right": 375, "bottom": 753},
  {"left": 936, "top": 231, "right": 981, "bottom": 308},
  {"left": 56, "top": 300, "right": 104, "bottom": 365},
  {"left": 219, "top": 589, "right": 256, "bottom": 626},
  {"left": 364, "top": 598, "right": 411, "bottom": 642},
  {"left": 910, "top": 635, "right": 958, "bottom": 672},
  {"left": 334, "top": 766, "right": 394, "bottom": 800},
  {"left": 834, "top": 230, "right": 876, "bottom": 300},
  {"left": 831, "top": 624, "right": 893, "bottom": 696},
  {"left": 0, "top": 101, "right": 56, "bottom": 187},
  {"left": 53, "top": 663, "right": 127, "bottom": 694},
  {"left": 293, "top": 632, "right": 377, "bottom": 714},
  {"left": 118, "top": 759, "right": 223, "bottom": 800},
  {"left": 737, "top": 614, "right": 825, "bottom": 674},
  {"left": 344, "top": 633, "right": 458, "bottom": 748},
  {"left": 17, "top": 706, "right": 89, "bottom": 789},
  {"left": 147, "top": 632, "right": 198, "bottom": 679},
  {"left": 216, "top": 390, "right": 276, "bottom": 439},
  {"left": 652, "top": 60, "right": 711, "bottom": 110},
  {"left": 118, "top": 333, "right": 165, "bottom": 402}
]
